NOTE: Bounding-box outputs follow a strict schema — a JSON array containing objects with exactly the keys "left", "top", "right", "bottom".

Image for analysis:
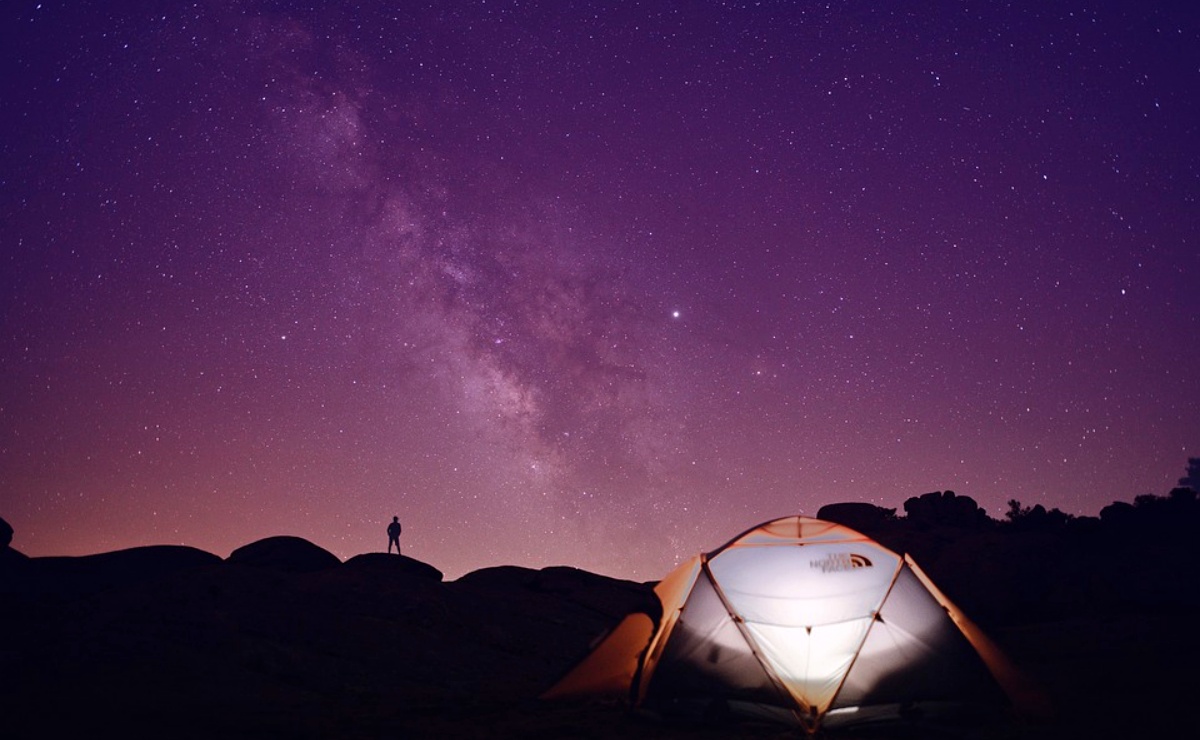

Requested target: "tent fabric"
[
  {"left": 544, "top": 515, "right": 1034, "bottom": 735},
  {"left": 642, "top": 566, "right": 790, "bottom": 708}
]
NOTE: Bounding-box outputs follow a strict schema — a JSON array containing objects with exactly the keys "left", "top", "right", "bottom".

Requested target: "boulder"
[
  {"left": 343, "top": 552, "right": 444, "bottom": 581},
  {"left": 6, "top": 545, "right": 219, "bottom": 595},
  {"left": 227, "top": 536, "right": 341, "bottom": 573}
]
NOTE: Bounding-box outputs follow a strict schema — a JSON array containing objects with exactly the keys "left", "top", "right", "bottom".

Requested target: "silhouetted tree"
[
  {"left": 1179, "top": 457, "right": 1200, "bottom": 491},
  {"left": 1004, "top": 499, "right": 1030, "bottom": 522}
]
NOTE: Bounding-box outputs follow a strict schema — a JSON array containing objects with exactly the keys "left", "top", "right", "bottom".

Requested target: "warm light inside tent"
[
  {"left": 708, "top": 541, "right": 901, "bottom": 711},
  {"left": 748, "top": 617, "right": 874, "bottom": 710}
]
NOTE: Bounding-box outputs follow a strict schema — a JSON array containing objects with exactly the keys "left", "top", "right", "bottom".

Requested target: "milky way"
[{"left": 3, "top": 2, "right": 1198, "bottom": 578}]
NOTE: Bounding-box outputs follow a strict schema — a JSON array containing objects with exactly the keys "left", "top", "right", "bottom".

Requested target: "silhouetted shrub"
[
  {"left": 1099, "top": 500, "right": 1136, "bottom": 527},
  {"left": 1003, "top": 501, "right": 1076, "bottom": 532}
]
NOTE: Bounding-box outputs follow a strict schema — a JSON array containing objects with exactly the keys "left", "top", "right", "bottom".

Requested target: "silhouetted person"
[{"left": 387, "top": 516, "right": 402, "bottom": 554}]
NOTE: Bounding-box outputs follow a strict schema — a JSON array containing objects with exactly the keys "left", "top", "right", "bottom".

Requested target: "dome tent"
[{"left": 544, "top": 516, "right": 1037, "bottom": 735}]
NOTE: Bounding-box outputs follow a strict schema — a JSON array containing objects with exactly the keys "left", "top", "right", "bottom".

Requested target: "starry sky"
[{"left": 3, "top": 1, "right": 1198, "bottom": 580}]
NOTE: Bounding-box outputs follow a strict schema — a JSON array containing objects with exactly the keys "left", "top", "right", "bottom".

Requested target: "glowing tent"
[{"left": 545, "top": 516, "right": 1037, "bottom": 735}]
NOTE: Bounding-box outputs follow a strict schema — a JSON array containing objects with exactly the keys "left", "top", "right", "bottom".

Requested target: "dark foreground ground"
[{"left": 2, "top": 518, "right": 1198, "bottom": 739}]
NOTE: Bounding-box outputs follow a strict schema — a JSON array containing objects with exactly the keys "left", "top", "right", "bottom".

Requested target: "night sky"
[{"left": 3, "top": 1, "right": 1198, "bottom": 580}]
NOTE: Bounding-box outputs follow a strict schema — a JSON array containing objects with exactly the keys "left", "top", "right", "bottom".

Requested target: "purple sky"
[{"left": 3, "top": 1, "right": 1198, "bottom": 579}]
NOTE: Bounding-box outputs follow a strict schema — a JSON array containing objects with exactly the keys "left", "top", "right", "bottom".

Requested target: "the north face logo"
[{"left": 810, "top": 553, "right": 873, "bottom": 573}]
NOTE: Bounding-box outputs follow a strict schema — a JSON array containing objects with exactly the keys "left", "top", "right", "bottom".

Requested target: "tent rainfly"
[{"left": 544, "top": 516, "right": 1040, "bottom": 735}]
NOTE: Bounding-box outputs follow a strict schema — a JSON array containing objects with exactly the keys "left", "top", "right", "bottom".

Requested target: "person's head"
[{"left": 393, "top": 516, "right": 399, "bottom": 522}]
